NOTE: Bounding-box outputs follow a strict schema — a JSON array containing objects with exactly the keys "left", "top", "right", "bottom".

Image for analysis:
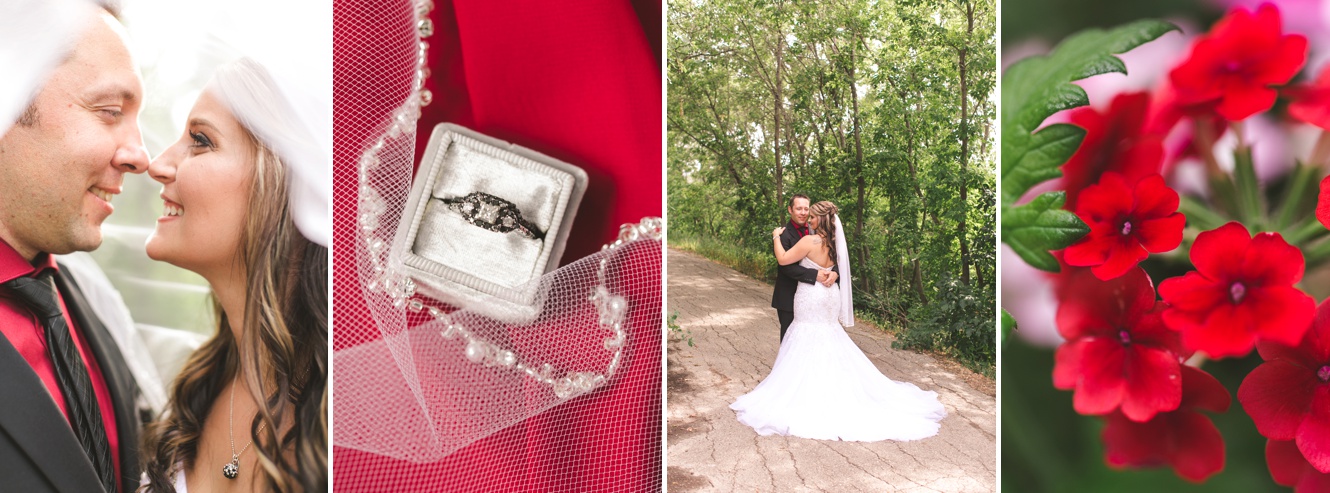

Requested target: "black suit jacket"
[
  {"left": 770, "top": 219, "right": 821, "bottom": 311},
  {"left": 0, "top": 266, "right": 142, "bottom": 493}
]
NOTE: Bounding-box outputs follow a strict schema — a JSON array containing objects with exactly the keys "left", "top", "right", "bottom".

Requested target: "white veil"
[
  {"left": 834, "top": 214, "right": 854, "bottom": 327},
  {"left": 0, "top": 0, "right": 88, "bottom": 137}
]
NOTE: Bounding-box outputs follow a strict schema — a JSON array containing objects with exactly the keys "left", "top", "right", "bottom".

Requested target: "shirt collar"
[{"left": 0, "top": 239, "right": 59, "bottom": 284}]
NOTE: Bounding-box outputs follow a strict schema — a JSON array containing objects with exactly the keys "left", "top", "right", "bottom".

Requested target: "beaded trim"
[
  {"left": 354, "top": 0, "right": 663, "bottom": 400},
  {"left": 421, "top": 217, "right": 662, "bottom": 399}
]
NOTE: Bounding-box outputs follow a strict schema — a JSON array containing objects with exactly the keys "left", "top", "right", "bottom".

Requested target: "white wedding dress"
[{"left": 730, "top": 258, "right": 947, "bottom": 441}]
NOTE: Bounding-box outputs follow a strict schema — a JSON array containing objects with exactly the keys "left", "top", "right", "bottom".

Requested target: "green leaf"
[
  {"left": 1000, "top": 309, "right": 1015, "bottom": 348},
  {"left": 1003, "top": 123, "right": 1085, "bottom": 204},
  {"left": 1001, "top": 192, "right": 1089, "bottom": 272},
  {"left": 1000, "top": 19, "right": 1178, "bottom": 204}
]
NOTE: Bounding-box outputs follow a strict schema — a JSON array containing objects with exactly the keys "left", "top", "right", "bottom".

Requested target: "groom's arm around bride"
[{"left": 770, "top": 195, "right": 836, "bottom": 342}]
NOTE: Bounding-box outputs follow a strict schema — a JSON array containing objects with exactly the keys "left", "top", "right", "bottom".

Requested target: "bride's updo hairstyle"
[
  {"left": 140, "top": 59, "right": 328, "bottom": 493},
  {"left": 810, "top": 201, "right": 838, "bottom": 263}
]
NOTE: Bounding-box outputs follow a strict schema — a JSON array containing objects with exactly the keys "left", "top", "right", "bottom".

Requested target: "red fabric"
[
  {"left": 333, "top": 0, "right": 661, "bottom": 491},
  {"left": 0, "top": 240, "right": 121, "bottom": 485}
]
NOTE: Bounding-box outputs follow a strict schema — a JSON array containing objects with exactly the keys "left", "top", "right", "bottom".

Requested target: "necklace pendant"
[{"left": 223, "top": 457, "right": 239, "bottom": 479}]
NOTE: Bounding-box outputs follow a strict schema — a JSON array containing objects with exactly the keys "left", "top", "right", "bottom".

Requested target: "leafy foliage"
[
  {"left": 894, "top": 275, "right": 996, "bottom": 377},
  {"left": 999, "top": 19, "right": 1176, "bottom": 271},
  {"left": 669, "top": 0, "right": 996, "bottom": 375}
]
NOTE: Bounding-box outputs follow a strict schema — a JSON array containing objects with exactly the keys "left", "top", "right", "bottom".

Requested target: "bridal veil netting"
[{"left": 333, "top": 0, "right": 663, "bottom": 491}]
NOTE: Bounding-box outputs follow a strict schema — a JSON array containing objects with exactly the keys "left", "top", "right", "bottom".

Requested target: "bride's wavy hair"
[
  {"left": 810, "top": 201, "right": 838, "bottom": 262},
  {"left": 139, "top": 59, "right": 327, "bottom": 493}
]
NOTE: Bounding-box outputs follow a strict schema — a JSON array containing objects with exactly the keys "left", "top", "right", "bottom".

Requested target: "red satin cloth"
[{"left": 332, "top": 0, "right": 662, "bottom": 491}]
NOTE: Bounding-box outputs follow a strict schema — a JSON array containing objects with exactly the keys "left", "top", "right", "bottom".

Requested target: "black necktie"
[{"left": 5, "top": 271, "right": 116, "bottom": 492}]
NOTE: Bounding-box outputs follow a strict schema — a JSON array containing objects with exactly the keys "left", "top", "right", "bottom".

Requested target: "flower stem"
[
  {"left": 1275, "top": 162, "right": 1318, "bottom": 229},
  {"left": 1303, "top": 237, "right": 1330, "bottom": 267},
  {"left": 1232, "top": 145, "right": 1263, "bottom": 226},
  {"left": 1285, "top": 216, "right": 1330, "bottom": 246},
  {"left": 1312, "top": 131, "right": 1330, "bottom": 168},
  {"left": 1194, "top": 118, "right": 1223, "bottom": 178},
  {"left": 1179, "top": 195, "right": 1229, "bottom": 231}
]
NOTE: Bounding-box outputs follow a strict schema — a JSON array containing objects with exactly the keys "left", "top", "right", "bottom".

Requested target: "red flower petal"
[
  {"left": 1053, "top": 338, "right": 1091, "bottom": 390},
  {"left": 1247, "top": 286, "right": 1315, "bottom": 347},
  {"left": 1167, "top": 411, "right": 1227, "bottom": 482},
  {"left": 1136, "top": 214, "right": 1185, "bottom": 253},
  {"left": 1256, "top": 34, "right": 1309, "bottom": 84},
  {"left": 1090, "top": 242, "right": 1149, "bottom": 281},
  {"left": 1215, "top": 83, "right": 1279, "bottom": 121},
  {"left": 1243, "top": 232, "right": 1306, "bottom": 286},
  {"left": 1073, "top": 337, "right": 1129, "bottom": 416},
  {"left": 1189, "top": 222, "right": 1251, "bottom": 279},
  {"left": 1181, "top": 365, "right": 1231, "bottom": 414},
  {"left": 1057, "top": 266, "right": 1156, "bottom": 340},
  {"left": 1297, "top": 386, "right": 1330, "bottom": 473},
  {"left": 1239, "top": 359, "right": 1318, "bottom": 440},
  {"left": 1159, "top": 272, "right": 1224, "bottom": 316},
  {"left": 1187, "top": 303, "right": 1260, "bottom": 358},
  {"left": 1102, "top": 408, "right": 1226, "bottom": 482},
  {"left": 1064, "top": 232, "right": 1115, "bottom": 267},
  {"left": 1270, "top": 439, "right": 1310, "bottom": 486},
  {"left": 1287, "top": 65, "right": 1330, "bottom": 131},
  {"left": 1121, "top": 345, "right": 1184, "bottom": 421},
  {"left": 1318, "top": 176, "right": 1330, "bottom": 230},
  {"left": 1134, "top": 175, "right": 1180, "bottom": 218},
  {"left": 1103, "top": 411, "right": 1169, "bottom": 469}
]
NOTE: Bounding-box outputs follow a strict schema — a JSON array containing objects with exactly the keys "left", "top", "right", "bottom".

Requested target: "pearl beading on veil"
[{"left": 352, "top": 0, "right": 663, "bottom": 401}]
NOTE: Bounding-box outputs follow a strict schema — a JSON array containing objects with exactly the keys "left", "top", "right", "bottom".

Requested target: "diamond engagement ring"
[{"left": 435, "top": 192, "right": 546, "bottom": 240}]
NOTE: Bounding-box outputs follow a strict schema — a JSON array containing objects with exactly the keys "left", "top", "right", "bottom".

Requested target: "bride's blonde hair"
[
  {"left": 810, "top": 201, "right": 838, "bottom": 263},
  {"left": 139, "top": 60, "right": 327, "bottom": 493}
]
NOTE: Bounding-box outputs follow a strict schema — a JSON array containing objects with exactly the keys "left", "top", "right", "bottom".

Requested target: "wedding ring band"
[{"left": 434, "top": 192, "right": 546, "bottom": 240}]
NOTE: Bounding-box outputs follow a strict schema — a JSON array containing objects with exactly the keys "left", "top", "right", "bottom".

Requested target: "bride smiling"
[{"left": 136, "top": 58, "right": 328, "bottom": 492}]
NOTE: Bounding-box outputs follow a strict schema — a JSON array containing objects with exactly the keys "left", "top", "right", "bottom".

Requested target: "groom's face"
[
  {"left": 0, "top": 10, "right": 149, "bottom": 260},
  {"left": 788, "top": 197, "right": 810, "bottom": 226}
]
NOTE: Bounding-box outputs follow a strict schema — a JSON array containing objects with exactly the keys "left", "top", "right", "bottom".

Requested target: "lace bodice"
[{"left": 791, "top": 257, "right": 840, "bottom": 325}]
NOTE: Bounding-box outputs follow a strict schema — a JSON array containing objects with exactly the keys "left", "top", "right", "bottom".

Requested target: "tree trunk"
[{"left": 956, "top": 1, "right": 973, "bottom": 285}]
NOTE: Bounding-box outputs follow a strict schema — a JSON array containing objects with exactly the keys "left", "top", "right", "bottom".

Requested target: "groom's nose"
[{"left": 112, "top": 127, "right": 150, "bottom": 174}]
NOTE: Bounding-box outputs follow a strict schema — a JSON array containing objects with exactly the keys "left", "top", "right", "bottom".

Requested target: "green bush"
[{"left": 894, "top": 275, "right": 996, "bottom": 378}]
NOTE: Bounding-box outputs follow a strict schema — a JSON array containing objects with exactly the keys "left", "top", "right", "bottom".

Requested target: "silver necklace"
[{"left": 223, "top": 381, "right": 266, "bottom": 479}]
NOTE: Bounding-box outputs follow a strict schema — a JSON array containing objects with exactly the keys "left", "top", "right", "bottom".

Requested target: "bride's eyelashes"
[{"left": 189, "top": 130, "right": 215, "bottom": 151}]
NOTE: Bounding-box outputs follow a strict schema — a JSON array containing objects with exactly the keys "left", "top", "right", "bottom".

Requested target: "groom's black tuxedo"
[
  {"left": 771, "top": 219, "right": 821, "bottom": 341},
  {"left": 0, "top": 264, "right": 142, "bottom": 493}
]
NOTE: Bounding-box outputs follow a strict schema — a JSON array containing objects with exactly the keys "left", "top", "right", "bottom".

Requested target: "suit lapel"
[
  {"left": 55, "top": 270, "right": 141, "bottom": 493},
  {"left": 0, "top": 329, "right": 104, "bottom": 491}
]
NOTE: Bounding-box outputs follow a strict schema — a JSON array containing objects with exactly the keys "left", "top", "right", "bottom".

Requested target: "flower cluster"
[{"left": 1044, "top": 3, "right": 1330, "bottom": 487}]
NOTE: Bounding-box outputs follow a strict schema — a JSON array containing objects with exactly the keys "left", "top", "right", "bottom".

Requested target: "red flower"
[
  {"left": 1159, "top": 222, "right": 1315, "bottom": 358},
  {"left": 1238, "top": 298, "right": 1330, "bottom": 474},
  {"left": 1063, "top": 173, "right": 1185, "bottom": 280},
  {"left": 1267, "top": 440, "right": 1330, "bottom": 492},
  {"left": 1168, "top": 4, "right": 1308, "bottom": 121},
  {"left": 1061, "top": 92, "right": 1166, "bottom": 211},
  {"left": 1286, "top": 64, "right": 1330, "bottom": 131},
  {"left": 1054, "top": 266, "right": 1188, "bottom": 421},
  {"left": 1319, "top": 176, "right": 1330, "bottom": 231},
  {"left": 1102, "top": 365, "right": 1230, "bottom": 482}
]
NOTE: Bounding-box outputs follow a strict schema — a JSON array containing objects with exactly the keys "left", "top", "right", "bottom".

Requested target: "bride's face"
[
  {"left": 145, "top": 90, "right": 254, "bottom": 277},
  {"left": 809, "top": 215, "right": 820, "bottom": 230}
]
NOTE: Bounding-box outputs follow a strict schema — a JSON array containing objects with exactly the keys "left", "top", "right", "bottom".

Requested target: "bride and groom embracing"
[
  {"left": 730, "top": 195, "right": 947, "bottom": 442},
  {"left": 0, "top": 3, "right": 326, "bottom": 492}
]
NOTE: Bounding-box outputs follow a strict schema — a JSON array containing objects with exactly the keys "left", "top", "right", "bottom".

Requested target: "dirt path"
[{"left": 666, "top": 248, "right": 996, "bottom": 492}]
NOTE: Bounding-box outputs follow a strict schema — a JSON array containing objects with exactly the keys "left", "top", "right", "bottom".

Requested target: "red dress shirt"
[{"left": 0, "top": 240, "right": 121, "bottom": 484}]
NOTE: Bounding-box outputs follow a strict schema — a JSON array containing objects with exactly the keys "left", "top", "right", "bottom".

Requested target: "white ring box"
[{"left": 392, "top": 123, "right": 587, "bottom": 323}]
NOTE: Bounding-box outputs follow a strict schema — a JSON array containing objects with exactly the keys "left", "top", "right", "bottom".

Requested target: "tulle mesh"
[{"left": 332, "top": 0, "right": 663, "bottom": 490}]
